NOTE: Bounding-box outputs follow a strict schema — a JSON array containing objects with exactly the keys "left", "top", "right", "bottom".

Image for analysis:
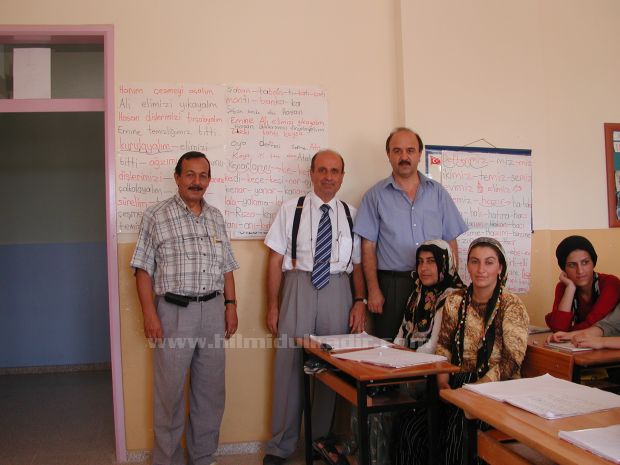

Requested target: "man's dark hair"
[
  {"left": 310, "top": 149, "right": 345, "bottom": 173},
  {"left": 385, "top": 127, "right": 424, "bottom": 153},
  {"left": 174, "top": 151, "right": 211, "bottom": 177}
]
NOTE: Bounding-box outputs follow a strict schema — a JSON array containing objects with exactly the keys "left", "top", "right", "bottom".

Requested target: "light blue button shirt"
[{"left": 353, "top": 173, "right": 468, "bottom": 271}]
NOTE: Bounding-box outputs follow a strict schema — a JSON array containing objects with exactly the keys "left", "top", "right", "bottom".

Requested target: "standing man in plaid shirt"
[{"left": 131, "top": 151, "right": 239, "bottom": 465}]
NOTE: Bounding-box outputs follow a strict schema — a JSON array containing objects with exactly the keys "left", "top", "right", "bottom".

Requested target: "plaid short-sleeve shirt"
[{"left": 130, "top": 194, "right": 239, "bottom": 295}]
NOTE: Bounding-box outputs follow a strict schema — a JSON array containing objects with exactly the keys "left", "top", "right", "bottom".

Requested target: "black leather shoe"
[{"left": 263, "top": 453, "right": 285, "bottom": 465}]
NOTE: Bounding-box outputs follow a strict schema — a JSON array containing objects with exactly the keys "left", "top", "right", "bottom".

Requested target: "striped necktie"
[{"left": 311, "top": 204, "right": 332, "bottom": 289}]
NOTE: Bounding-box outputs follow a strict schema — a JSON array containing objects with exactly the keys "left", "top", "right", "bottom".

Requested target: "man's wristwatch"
[
  {"left": 354, "top": 297, "right": 368, "bottom": 305},
  {"left": 224, "top": 299, "right": 237, "bottom": 306}
]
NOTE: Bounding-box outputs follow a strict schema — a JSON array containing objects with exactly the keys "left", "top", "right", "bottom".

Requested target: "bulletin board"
[
  {"left": 426, "top": 145, "right": 532, "bottom": 293},
  {"left": 115, "top": 82, "right": 328, "bottom": 240},
  {"left": 604, "top": 123, "right": 620, "bottom": 228}
]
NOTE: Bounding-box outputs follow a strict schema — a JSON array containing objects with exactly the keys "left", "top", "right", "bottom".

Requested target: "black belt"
[
  {"left": 164, "top": 291, "right": 220, "bottom": 307},
  {"left": 378, "top": 269, "right": 414, "bottom": 278}
]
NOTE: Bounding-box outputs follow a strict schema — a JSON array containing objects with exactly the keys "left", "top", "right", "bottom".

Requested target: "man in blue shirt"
[{"left": 354, "top": 127, "right": 468, "bottom": 340}]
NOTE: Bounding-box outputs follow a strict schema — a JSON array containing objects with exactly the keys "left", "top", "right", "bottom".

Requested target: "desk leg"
[
  {"left": 357, "top": 383, "right": 370, "bottom": 465},
  {"left": 302, "top": 351, "right": 313, "bottom": 465},
  {"left": 462, "top": 418, "right": 477, "bottom": 465},
  {"left": 427, "top": 375, "right": 439, "bottom": 465}
]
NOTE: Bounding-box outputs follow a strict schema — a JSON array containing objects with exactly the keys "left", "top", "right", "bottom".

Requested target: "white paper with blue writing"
[{"left": 464, "top": 374, "right": 620, "bottom": 419}]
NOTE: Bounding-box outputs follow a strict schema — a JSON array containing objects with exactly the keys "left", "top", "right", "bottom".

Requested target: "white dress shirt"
[{"left": 264, "top": 191, "right": 361, "bottom": 273}]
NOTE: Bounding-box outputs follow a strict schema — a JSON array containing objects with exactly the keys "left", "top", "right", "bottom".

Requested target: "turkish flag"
[{"left": 430, "top": 156, "right": 441, "bottom": 165}]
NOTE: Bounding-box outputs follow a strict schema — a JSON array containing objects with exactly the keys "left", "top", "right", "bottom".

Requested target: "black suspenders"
[
  {"left": 291, "top": 196, "right": 305, "bottom": 269},
  {"left": 290, "top": 195, "right": 354, "bottom": 269}
]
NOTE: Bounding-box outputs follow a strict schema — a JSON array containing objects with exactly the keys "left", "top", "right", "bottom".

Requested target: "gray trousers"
[
  {"left": 266, "top": 271, "right": 352, "bottom": 458},
  {"left": 152, "top": 296, "right": 226, "bottom": 465}
]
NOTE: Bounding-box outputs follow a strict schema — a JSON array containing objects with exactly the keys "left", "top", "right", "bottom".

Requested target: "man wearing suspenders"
[{"left": 262, "top": 150, "right": 366, "bottom": 465}]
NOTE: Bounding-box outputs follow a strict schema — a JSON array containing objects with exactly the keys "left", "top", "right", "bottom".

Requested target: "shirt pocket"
[
  {"left": 160, "top": 234, "right": 205, "bottom": 261},
  {"left": 182, "top": 234, "right": 205, "bottom": 260},
  {"left": 288, "top": 232, "right": 312, "bottom": 258},
  {"left": 422, "top": 210, "right": 442, "bottom": 239},
  {"left": 338, "top": 236, "right": 353, "bottom": 263}
]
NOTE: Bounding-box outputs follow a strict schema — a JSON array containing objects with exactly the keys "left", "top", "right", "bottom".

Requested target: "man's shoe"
[{"left": 263, "top": 453, "right": 285, "bottom": 465}]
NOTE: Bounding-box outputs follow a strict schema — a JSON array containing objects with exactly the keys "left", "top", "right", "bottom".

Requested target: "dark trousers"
[{"left": 372, "top": 270, "right": 415, "bottom": 340}]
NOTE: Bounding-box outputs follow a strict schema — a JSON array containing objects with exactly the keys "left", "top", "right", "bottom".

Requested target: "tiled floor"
[{"left": 0, "top": 370, "right": 308, "bottom": 465}]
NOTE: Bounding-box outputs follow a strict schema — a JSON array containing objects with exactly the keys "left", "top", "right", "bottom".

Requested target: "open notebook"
[
  {"left": 464, "top": 374, "right": 620, "bottom": 419},
  {"left": 331, "top": 346, "right": 446, "bottom": 368}
]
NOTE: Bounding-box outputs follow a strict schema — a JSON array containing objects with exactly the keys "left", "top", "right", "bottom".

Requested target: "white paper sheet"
[
  {"left": 559, "top": 424, "right": 620, "bottom": 463},
  {"left": 528, "top": 325, "right": 551, "bottom": 334},
  {"left": 13, "top": 48, "right": 51, "bottom": 99},
  {"left": 309, "top": 332, "right": 389, "bottom": 352},
  {"left": 332, "top": 346, "right": 446, "bottom": 368},
  {"left": 545, "top": 341, "right": 593, "bottom": 352}
]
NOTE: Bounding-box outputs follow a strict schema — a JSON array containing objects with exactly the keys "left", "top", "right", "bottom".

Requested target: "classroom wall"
[
  {"left": 4, "top": 0, "right": 620, "bottom": 454},
  {"left": 1, "top": 0, "right": 402, "bottom": 450},
  {"left": 400, "top": 0, "right": 620, "bottom": 322}
]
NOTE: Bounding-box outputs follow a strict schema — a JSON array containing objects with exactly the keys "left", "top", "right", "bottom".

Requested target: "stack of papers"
[
  {"left": 464, "top": 374, "right": 620, "bottom": 419},
  {"left": 528, "top": 325, "right": 551, "bottom": 334},
  {"left": 559, "top": 424, "right": 620, "bottom": 463},
  {"left": 332, "top": 346, "right": 446, "bottom": 368},
  {"left": 309, "top": 332, "right": 389, "bottom": 352},
  {"left": 544, "top": 341, "right": 593, "bottom": 353}
]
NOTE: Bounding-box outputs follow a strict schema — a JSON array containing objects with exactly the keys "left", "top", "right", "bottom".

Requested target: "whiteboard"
[
  {"left": 426, "top": 146, "right": 532, "bottom": 293},
  {"left": 115, "top": 82, "right": 328, "bottom": 240}
]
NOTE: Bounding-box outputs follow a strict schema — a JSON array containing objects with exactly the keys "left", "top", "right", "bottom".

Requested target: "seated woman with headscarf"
[
  {"left": 396, "top": 239, "right": 465, "bottom": 354},
  {"left": 396, "top": 237, "right": 529, "bottom": 465},
  {"left": 545, "top": 235, "right": 620, "bottom": 332}
]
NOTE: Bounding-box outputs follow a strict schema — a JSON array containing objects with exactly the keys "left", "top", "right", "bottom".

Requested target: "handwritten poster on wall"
[
  {"left": 115, "top": 82, "right": 327, "bottom": 239},
  {"left": 426, "top": 146, "right": 533, "bottom": 293},
  {"left": 224, "top": 84, "right": 327, "bottom": 238}
]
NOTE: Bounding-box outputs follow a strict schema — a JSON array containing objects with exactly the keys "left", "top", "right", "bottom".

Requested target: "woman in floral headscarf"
[
  {"left": 396, "top": 237, "right": 529, "bottom": 465},
  {"left": 396, "top": 239, "right": 465, "bottom": 354}
]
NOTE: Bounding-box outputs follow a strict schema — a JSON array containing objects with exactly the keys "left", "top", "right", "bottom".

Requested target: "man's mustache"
[
  {"left": 398, "top": 160, "right": 411, "bottom": 166},
  {"left": 189, "top": 185, "right": 204, "bottom": 191}
]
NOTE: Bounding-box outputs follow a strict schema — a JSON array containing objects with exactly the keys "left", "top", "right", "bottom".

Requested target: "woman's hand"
[
  {"left": 547, "top": 331, "right": 572, "bottom": 343},
  {"left": 558, "top": 271, "right": 575, "bottom": 289},
  {"left": 572, "top": 334, "right": 606, "bottom": 349}
]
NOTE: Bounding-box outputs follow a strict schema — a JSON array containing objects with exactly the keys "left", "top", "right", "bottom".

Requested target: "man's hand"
[
  {"left": 225, "top": 304, "right": 238, "bottom": 339},
  {"left": 266, "top": 307, "right": 279, "bottom": 336},
  {"left": 349, "top": 302, "right": 366, "bottom": 333},
  {"left": 143, "top": 310, "right": 163, "bottom": 343},
  {"left": 135, "top": 269, "right": 163, "bottom": 342},
  {"left": 367, "top": 288, "right": 385, "bottom": 314}
]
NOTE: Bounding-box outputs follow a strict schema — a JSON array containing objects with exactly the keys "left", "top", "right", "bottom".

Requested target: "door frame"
[{"left": 0, "top": 24, "right": 126, "bottom": 462}]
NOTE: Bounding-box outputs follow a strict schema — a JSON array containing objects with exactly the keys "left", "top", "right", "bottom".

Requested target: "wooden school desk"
[
  {"left": 524, "top": 333, "right": 620, "bottom": 384},
  {"left": 441, "top": 387, "right": 620, "bottom": 465},
  {"left": 298, "top": 337, "right": 459, "bottom": 465}
]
